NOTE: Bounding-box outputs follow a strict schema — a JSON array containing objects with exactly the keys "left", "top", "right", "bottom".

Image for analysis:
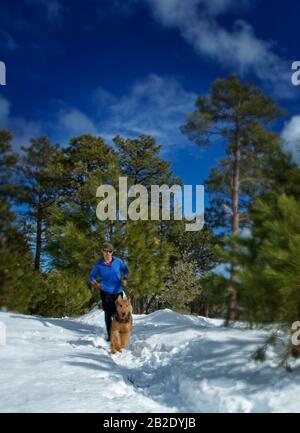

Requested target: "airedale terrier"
[{"left": 110, "top": 295, "right": 132, "bottom": 354}]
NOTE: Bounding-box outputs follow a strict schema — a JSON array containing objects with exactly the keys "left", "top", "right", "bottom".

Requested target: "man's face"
[{"left": 103, "top": 248, "right": 113, "bottom": 261}]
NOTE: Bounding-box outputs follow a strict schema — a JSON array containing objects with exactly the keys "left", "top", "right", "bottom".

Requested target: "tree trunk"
[
  {"left": 131, "top": 295, "right": 138, "bottom": 314},
  {"left": 227, "top": 137, "right": 241, "bottom": 322},
  {"left": 34, "top": 204, "right": 43, "bottom": 272},
  {"left": 138, "top": 297, "right": 145, "bottom": 314},
  {"left": 205, "top": 306, "right": 209, "bottom": 318},
  {"left": 145, "top": 294, "right": 156, "bottom": 314}
]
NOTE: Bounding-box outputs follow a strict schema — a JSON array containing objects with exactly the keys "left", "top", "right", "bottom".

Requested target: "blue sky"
[{"left": 1, "top": 0, "right": 300, "bottom": 187}]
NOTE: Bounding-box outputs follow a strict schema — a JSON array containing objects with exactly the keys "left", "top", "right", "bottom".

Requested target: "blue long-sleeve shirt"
[{"left": 89, "top": 256, "right": 129, "bottom": 294}]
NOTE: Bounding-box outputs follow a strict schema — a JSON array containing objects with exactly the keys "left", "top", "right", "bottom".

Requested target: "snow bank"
[{"left": 1, "top": 309, "right": 300, "bottom": 412}]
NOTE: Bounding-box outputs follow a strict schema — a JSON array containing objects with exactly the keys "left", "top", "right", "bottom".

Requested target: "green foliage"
[
  {"left": 181, "top": 75, "right": 284, "bottom": 320},
  {"left": 0, "top": 99, "right": 240, "bottom": 320},
  {"left": 0, "top": 130, "right": 19, "bottom": 230},
  {"left": 36, "top": 271, "right": 91, "bottom": 317},
  {"left": 124, "top": 220, "right": 169, "bottom": 300},
  {"left": 46, "top": 203, "right": 105, "bottom": 274},
  {"left": 169, "top": 224, "right": 218, "bottom": 274},
  {"left": 182, "top": 74, "right": 284, "bottom": 236},
  {"left": 113, "top": 134, "right": 174, "bottom": 186},
  {"left": 252, "top": 332, "right": 280, "bottom": 362},
  {"left": 43, "top": 133, "right": 181, "bottom": 314},
  {"left": 198, "top": 272, "right": 228, "bottom": 317},
  {"left": 0, "top": 229, "right": 43, "bottom": 314},
  {"left": 235, "top": 194, "right": 300, "bottom": 364},
  {"left": 45, "top": 134, "right": 118, "bottom": 273},
  {"left": 112, "top": 135, "right": 180, "bottom": 311},
  {"left": 17, "top": 136, "right": 64, "bottom": 271},
  {"left": 238, "top": 194, "right": 300, "bottom": 325},
  {"left": 162, "top": 255, "right": 202, "bottom": 314},
  {"left": 0, "top": 130, "right": 43, "bottom": 314}
]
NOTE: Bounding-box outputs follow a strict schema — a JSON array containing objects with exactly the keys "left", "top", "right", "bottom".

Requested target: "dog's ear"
[
  {"left": 127, "top": 298, "right": 133, "bottom": 314},
  {"left": 116, "top": 294, "right": 123, "bottom": 303}
]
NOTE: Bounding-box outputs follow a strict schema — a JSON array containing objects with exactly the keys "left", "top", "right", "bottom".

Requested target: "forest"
[{"left": 1, "top": 75, "right": 300, "bottom": 364}]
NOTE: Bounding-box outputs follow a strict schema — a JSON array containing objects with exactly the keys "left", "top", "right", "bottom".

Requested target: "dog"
[{"left": 110, "top": 294, "right": 133, "bottom": 354}]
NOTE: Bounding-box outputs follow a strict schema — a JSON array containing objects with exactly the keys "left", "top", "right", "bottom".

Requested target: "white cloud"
[
  {"left": 0, "top": 95, "right": 43, "bottom": 151},
  {"left": 58, "top": 108, "right": 99, "bottom": 137},
  {"left": 1, "top": 74, "right": 196, "bottom": 157},
  {"left": 0, "top": 96, "right": 100, "bottom": 151},
  {"left": 56, "top": 75, "right": 197, "bottom": 156},
  {"left": 281, "top": 115, "right": 300, "bottom": 165},
  {"left": 95, "top": 74, "right": 197, "bottom": 154},
  {"left": 144, "top": 0, "right": 293, "bottom": 98}
]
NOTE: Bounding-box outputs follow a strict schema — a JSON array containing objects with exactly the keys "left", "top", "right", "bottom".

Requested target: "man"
[{"left": 89, "top": 241, "right": 128, "bottom": 341}]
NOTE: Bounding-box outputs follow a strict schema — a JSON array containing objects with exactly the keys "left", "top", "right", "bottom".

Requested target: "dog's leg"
[
  {"left": 120, "top": 332, "right": 130, "bottom": 349},
  {"left": 111, "top": 330, "right": 121, "bottom": 353}
]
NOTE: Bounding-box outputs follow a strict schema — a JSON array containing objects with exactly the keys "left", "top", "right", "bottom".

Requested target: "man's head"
[{"left": 102, "top": 241, "right": 114, "bottom": 261}]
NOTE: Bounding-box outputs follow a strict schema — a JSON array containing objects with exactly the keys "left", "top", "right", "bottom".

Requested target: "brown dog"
[{"left": 110, "top": 295, "right": 132, "bottom": 354}]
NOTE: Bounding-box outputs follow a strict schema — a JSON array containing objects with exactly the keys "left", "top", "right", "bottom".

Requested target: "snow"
[{"left": 0, "top": 308, "right": 300, "bottom": 413}]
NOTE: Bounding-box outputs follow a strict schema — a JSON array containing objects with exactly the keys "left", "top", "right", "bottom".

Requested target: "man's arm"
[
  {"left": 91, "top": 280, "right": 101, "bottom": 290},
  {"left": 89, "top": 263, "right": 101, "bottom": 290}
]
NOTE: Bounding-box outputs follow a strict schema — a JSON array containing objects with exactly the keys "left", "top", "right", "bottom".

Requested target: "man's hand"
[
  {"left": 91, "top": 280, "right": 100, "bottom": 290},
  {"left": 122, "top": 277, "right": 128, "bottom": 288}
]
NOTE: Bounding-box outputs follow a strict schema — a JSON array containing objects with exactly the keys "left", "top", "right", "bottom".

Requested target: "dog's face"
[{"left": 115, "top": 295, "right": 132, "bottom": 319}]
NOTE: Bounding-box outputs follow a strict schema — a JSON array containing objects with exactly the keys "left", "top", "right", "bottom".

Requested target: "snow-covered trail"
[{"left": 1, "top": 309, "right": 300, "bottom": 413}]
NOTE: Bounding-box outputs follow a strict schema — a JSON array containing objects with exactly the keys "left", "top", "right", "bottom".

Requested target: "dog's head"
[{"left": 115, "top": 295, "right": 132, "bottom": 319}]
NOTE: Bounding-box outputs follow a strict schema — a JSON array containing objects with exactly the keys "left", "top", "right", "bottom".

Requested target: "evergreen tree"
[
  {"left": 181, "top": 75, "right": 284, "bottom": 320},
  {"left": 236, "top": 193, "right": 300, "bottom": 366},
  {"left": 0, "top": 130, "right": 42, "bottom": 313},
  {"left": 123, "top": 220, "right": 169, "bottom": 313},
  {"left": 44, "top": 134, "right": 120, "bottom": 316},
  {"left": 0, "top": 228, "right": 43, "bottom": 314},
  {"left": 169, "top": 224, "right": 218, "bottom": 274},
  {"left": 113, "top": 134, "right": 174, "bottom": 186},
  {"left": 113, "top": 135, "right": 178, "bottom": 313},
  {"left": 0, "top": 130, "right": 19, "bottom": 230},
  {"left": 18, "top": 136, "right": 63, "bottom": 271},
  {"left": 162, "top": 254, "right": 202, "bottom": 314},
  {"left": 36, "top": 271, "right": 91, "bottom": 317},
  {"left": 45, "top": 134, "right": 119, "bottom": 275}
]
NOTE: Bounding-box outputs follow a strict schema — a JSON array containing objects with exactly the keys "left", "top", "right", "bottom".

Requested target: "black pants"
[{"left": 100, "top": 291, "right": 123, "bottom": 336}]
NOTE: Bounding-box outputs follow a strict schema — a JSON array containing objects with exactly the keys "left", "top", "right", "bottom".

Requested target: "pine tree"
[
  {"left": 36, "top": 271, "right": 91, "bottom": 317},
  {"left": 0, "top": 230, "right": 43, "bottom": 314},
  {"left": 113, "top": 135, "right": 178, "bottom": 313},
  {"left": 45, "top": 134, "right": 119, "bottom": 275},
  {"left": 122, "top": 220, "right": 169, "bottom": 313},
  {"left": 113, "top": 134, "right": 175, "bottom": 186},
  {"left": 169, "top": 225, "right": 218, "bottom": 274},
  {"left": 237, "top": 194, "right": 300, "bottom": 366},
  {"left": 181, "top": 75, "right": 284, "bottom": 320},
  {"left": 238, "top": 193, "right": 300, "bottom": 323},
  {"left": 162, "top": 254, "right": 202, "bottom": 314},
  {"left": 0, "top": 130, "right": 19, "bottom": 230},
  {"left": 0, "top": 130, "right": 43, "bottom": 313},
  {"left": 18, "top": 136, "right": 64, "bottom": 271}
]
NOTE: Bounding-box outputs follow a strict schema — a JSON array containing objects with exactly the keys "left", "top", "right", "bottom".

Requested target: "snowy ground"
[{"left": 0, "top": 309, "right": 300, "bottom": 413}]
